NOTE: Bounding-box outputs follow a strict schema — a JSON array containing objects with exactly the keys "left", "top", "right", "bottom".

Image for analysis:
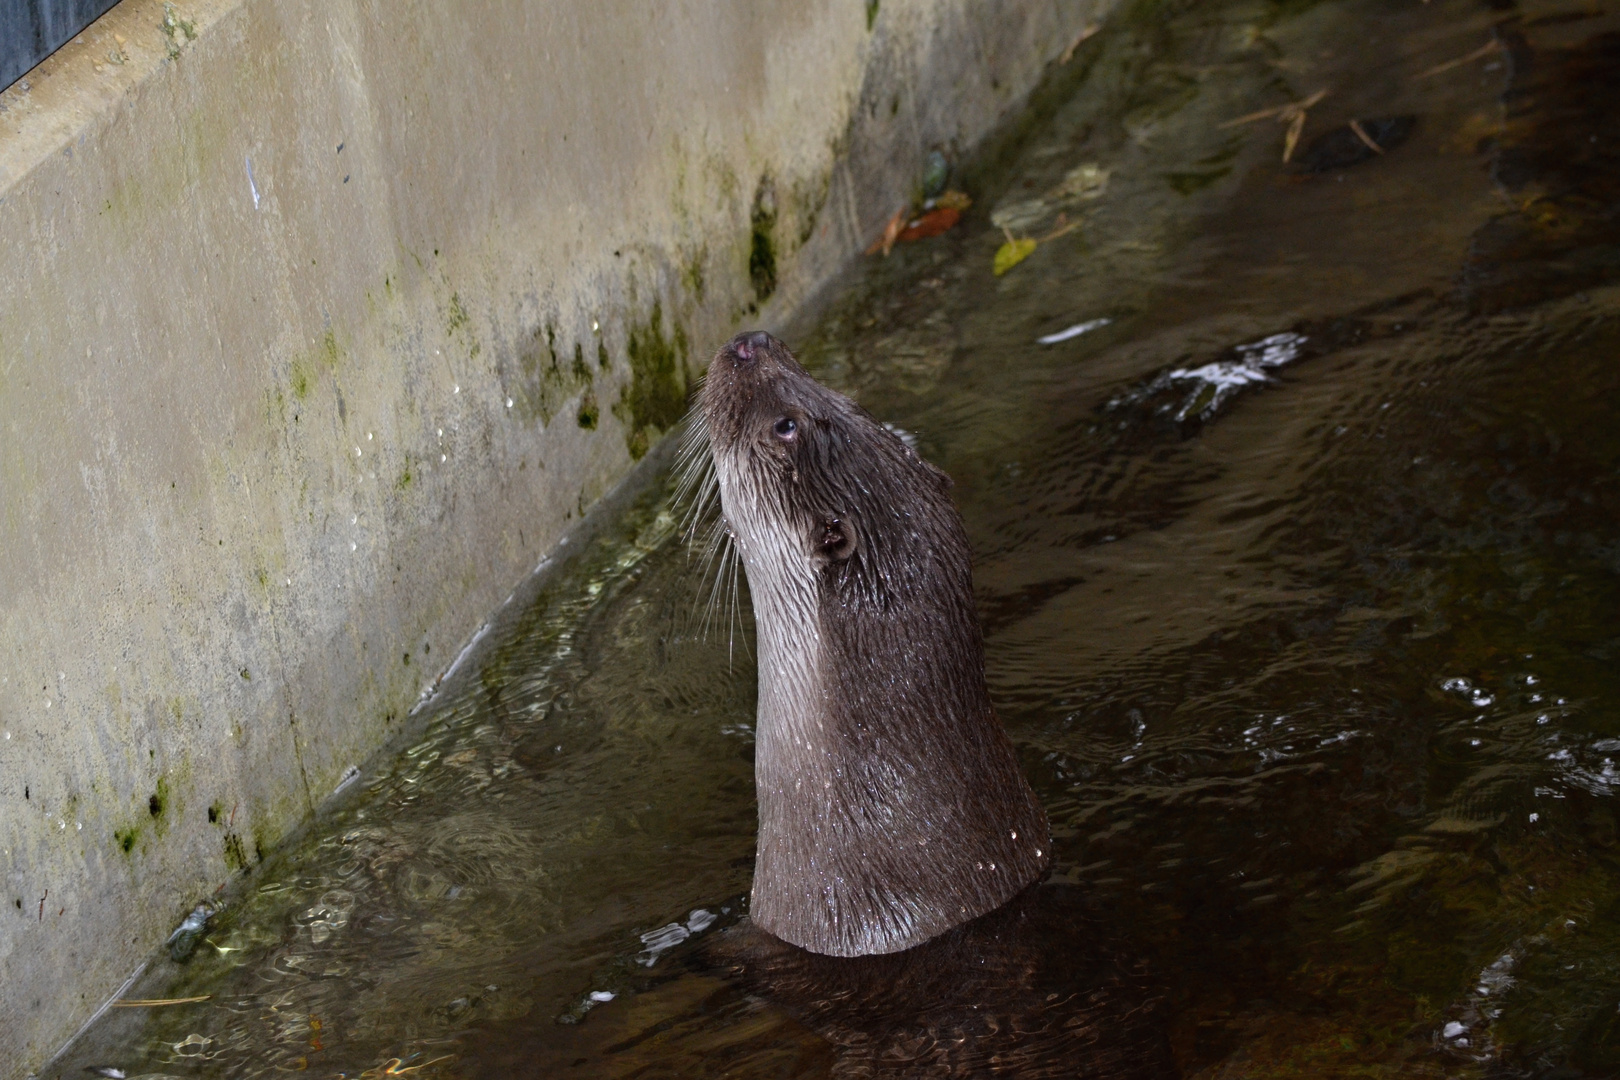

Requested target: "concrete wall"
[{"left": 0, "top": 0, "right": 1110, "bottom": 1068}]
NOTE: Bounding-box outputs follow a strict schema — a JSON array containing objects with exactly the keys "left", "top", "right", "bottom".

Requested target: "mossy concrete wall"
[{"left": 0, "top": 0, "right": 1113, "bottom": 1068}]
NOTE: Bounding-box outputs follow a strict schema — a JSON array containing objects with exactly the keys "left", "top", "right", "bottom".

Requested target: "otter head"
[{"left": 695, "top": 331, "right": 1050, "bottom": 958}]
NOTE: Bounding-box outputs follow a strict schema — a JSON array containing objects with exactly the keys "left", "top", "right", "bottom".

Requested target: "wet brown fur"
[{"left": 692, "top": 331, "right": 1049, "bottom": 957}]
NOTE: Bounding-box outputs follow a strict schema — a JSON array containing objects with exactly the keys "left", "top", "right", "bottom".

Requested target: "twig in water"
[
  {"left": 1418, "top": 38, "right": 1501, "bottom": 79},
  {"left": 1219, "top": 89, "right": 1328, "bottom": 162},
  {"left": 1283, "top": 110, "right": 1307, "bottom": 163},
  {"left": 1348, "top": 119, "right": 1386, "bottom": 154},
  {"left": 1036, "top": 212, "right": 1082, "bottom": 243},
  {"left": 1061, "top": 24, "right": 1100, "bottom": 63},
  {"left": 1219, "top": 88, "right": 1328, "bottom": 129}
]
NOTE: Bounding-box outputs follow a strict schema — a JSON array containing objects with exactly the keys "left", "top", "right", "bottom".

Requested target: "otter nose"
[{"left": 727, "top": 330, "right": 774, "bottom": 365}]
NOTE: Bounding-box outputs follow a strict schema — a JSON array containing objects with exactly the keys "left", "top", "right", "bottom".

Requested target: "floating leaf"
[
  {"left": 865, "top": 206, "right": 909, "bottom": 257},
  {"left": 897, "top": 206, "right": 962, "bottom": 242},
  {"left": 993, "top": 237, "right": 1037, "bottom": 276}
]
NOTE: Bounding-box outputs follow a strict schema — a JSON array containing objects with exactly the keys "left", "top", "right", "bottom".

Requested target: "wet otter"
[{"left": 685, "top": 330, "right": 1050, "bottom": 957}]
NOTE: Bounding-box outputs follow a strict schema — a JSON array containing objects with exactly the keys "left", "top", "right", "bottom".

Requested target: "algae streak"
[
  {"left": 512, "top": 324, "right": 594, "bottom": 426},
  {"left": 289, "top": 330, "right": 343, "bottom": 401},
  {"left": 749, "top": 178, "right": 778, "bottom": 305},
  {"left": 616, "top": 301, "right": 689, "bottom": 460}
]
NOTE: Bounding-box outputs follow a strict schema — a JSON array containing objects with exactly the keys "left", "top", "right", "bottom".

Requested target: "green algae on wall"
[
  {"left": 160, "top": 3, "right": 198, "bottom": 59},
  {"left": 576, "top": 391, "right": 599, "bottom": 431},
  {"left": 446, "top": 292, "right": 471, "bottom": 334},
  {"left": 148, "top": 776, "right": 169, "bottom": 825},
  {"left": 221, "top": 831, "right": 249, "bottom": 872},
  {"left": 616, "top": 300, "right": 689, "bottom": 461},
  {"left": 289, "top": 330, "right": 343, "bottom": 402},
  {"left": 749, "top": 178, "right": 778, "bottom": 305},
  {"left": 512, "top": 324, "right": 594, "bottom": 426},
  {"left": 793, "top": 171, "right": 831, "bottom": 246},
  {"left": 684, "top": 247, "right": 707, "bottom": 304}
]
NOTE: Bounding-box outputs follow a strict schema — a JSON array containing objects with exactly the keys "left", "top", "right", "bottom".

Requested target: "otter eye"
[{"left": 773, "top": 417, "right": 798, "bottom": 440}]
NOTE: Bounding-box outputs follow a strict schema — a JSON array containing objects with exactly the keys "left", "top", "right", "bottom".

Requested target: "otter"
[{"left": 684, "top": 330, "right": 1050, "bottom": 958}]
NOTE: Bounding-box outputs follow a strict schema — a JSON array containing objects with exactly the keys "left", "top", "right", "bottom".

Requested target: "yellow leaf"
[{"left": 993, "top": 238, "right": 1037, "bottom": 276}]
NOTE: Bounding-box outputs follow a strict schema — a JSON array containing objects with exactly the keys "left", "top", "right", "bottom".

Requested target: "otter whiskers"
[{"left": 672, "top": 407, "right": 748, "bottom": 666}]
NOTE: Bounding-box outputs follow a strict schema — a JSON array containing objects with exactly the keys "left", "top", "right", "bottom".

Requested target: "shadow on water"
[
  {"left": 49, "top": 0, "right": 1620, "bottom": 1076},
  {"left": 462, "top": 884, "right": 1175, "bottom": 1078}
]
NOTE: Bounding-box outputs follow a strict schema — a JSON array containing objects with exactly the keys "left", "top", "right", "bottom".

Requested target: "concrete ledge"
[{"left": 0, "top": 0, "right": 1111, "bottom": 1068}]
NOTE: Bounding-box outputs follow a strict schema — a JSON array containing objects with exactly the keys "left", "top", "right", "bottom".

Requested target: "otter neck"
[
  {"left": 713, "top": 446, "right": 1049, "bottom": 959},
  {"left": 713, "top": 461, "right": 829, "bottom": 768}
]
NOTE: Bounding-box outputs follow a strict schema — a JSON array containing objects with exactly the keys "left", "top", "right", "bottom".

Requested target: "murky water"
[{"left": 53, "top": 0, "right": 1620, "bottom": 1075}]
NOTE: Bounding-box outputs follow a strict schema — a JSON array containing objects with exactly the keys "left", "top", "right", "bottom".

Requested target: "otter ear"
[{"left": 818, "top": 516, "right": 858, "bottom": 562}]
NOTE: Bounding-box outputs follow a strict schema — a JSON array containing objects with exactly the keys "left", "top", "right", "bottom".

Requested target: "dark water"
[{"left": 53, "top": 0, "right": 1620, "bottom": 1075}]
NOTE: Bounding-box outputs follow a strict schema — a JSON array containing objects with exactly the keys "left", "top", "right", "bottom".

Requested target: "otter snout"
[{"left": 722, "top": 330, "right": 777, "bottom": 366}]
